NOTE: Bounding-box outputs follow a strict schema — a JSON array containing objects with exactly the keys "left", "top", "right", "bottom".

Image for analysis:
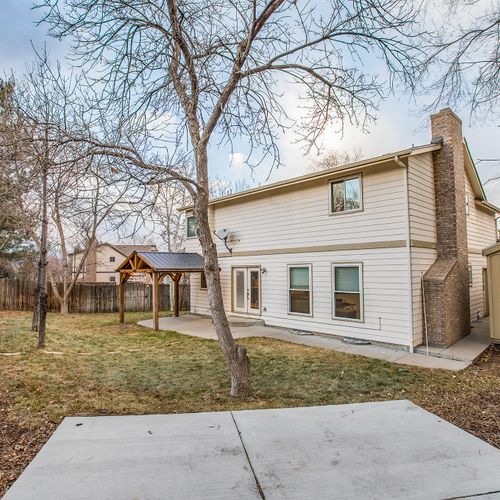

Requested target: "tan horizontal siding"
[
  {"left": 191, "top": 247, "right": 411, "bottom": 346},
  {"left": 464, "top": 174, "right": 497, "bottom": 320},
  {"left": 207, "top": 167, "right": 407, "bottom": 254},
  {"left": 408, "top": 153, "right": 437, "bottom": 243},
  {"left": 410, "top": 247, "right": 437, "bottom": 346}
]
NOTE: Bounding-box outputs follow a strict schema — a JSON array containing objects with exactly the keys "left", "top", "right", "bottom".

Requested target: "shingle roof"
[
  {"left": 135, "top": 252, "right": 204, "bottom": 272},
  {"left": 179, "top": 143, "right": 442, "bottom": 211},
  {"left": 110, "top": 244, "right": 158, "bottom": 256}
]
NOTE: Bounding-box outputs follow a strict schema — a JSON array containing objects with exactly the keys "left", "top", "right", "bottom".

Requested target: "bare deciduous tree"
[
  {"left": 149, "top": 162, "right": 196, "bottom": 252},
  {"left": 38, "top": 0, "right": 427, "bottom": 396},
  {"left": 306, "top": 148, "right": 363, "bottom": 173},
  {"left": 6, "top": 55, "right": 148, "bottom": 330},
  {"left": 0, "top": 81, "right": 37, "bottom": 278},
  {"left": 209, "top": 178, "right": 252, "bottom": 198},
  {"left": 424, "top": 0, "right": 499, "bottom": 120}
]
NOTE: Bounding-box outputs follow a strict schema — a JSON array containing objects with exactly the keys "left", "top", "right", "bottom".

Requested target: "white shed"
[{"left": 483, "top": 242, "right": 500, "bottom": 344}]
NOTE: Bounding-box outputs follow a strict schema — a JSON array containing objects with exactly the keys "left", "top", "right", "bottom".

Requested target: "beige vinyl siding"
[
  {"left": 190, "top": 248, "right": 411, "bottom": 346},
  {"left": 187, "top": 162, "right": 412, "bottom": 346},
  {"left": 410, "top": 247, "right": 437, "bottom": 346},
  {"left": 184, "top": 166, "right": 408, "bottom": 256},
  {"left": 465, "top": 175, "right": 497, "bottom": 320},
  {"left": 207, "top": 166, "right": 407, "bottom": 253},
  {"left": 468, "top": 252, "right": 487, "bottom": 321},
  {"left": 187, "top": 161, "right": 428, "bottom": 346},
  {"left": 408, "top": 152, "right": 437, "bottom": 244},
  {"left": 407, "top": 153, "right": 437, "bottom": 346}
]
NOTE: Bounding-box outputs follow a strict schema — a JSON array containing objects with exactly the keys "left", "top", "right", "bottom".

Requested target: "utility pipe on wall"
[{"left": 394, "top": 155, "right": 415, "bottom": 353}]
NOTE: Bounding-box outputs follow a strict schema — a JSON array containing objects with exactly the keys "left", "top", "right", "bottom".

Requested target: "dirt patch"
[
  {"left": 416, "top": 348, "right": 500, "bottom": 448},
  {"left": 0, "top": 389, "right": 57, "bottom": 497}
]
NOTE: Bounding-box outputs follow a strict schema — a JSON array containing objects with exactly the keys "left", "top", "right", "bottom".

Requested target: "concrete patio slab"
[
  {"left": 138, "top": 315, "right": 479, "bottom": 370},
  {"left": 3, "top": 412, "right": 260, "bottom": 500},
  {"left": 395, "top": 352, "right": 470, "bottom": 370},
  {"left": 4, "top": 401, "right": 500, "bottom": 500},
  {"left": 234, "top": 400, "right": 500, "bottom": 499}
]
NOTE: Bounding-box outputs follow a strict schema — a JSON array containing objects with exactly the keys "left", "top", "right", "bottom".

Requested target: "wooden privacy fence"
[{"left": 0, "top": 279, "right": 190, "bottom": 313}]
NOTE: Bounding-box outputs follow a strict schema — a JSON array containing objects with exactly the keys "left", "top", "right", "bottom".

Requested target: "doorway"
[{"left": 233, "top": 267, "right": 260, "bottom": 315}]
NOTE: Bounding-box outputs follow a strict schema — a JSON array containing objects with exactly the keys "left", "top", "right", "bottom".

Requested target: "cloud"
[{"left": 228, "top": 152, "right": 246, "bottom": 169}]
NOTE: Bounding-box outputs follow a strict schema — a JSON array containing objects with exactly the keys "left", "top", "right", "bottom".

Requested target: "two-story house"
[
  {"left": 183, "top": 109, "right": 498, "bottom": 349},
  {"left": 71, "top": 243, "right": 158, "bottom": 283}
]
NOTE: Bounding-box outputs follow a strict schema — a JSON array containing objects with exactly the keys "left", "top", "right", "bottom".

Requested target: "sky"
[{"left": 1, "top": 0, "right": 499, "bottom": 206}]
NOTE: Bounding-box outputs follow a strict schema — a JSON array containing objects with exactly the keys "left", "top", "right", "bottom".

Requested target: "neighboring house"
[
  {"left": 71, "top": 243, "right": 158, "bottom": 283},
  {"left": 183, "top": 109, "right": 499, "bottom": 350}
]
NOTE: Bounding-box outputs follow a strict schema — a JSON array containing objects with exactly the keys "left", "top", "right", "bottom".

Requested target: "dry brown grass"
[{"left": 1, "top": 311, "right": 498, "bottom": 496}]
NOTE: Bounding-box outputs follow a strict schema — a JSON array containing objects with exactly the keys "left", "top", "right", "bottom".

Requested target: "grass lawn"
[{"left": 1, "top": 311, "right": 499, "bottom": 495}]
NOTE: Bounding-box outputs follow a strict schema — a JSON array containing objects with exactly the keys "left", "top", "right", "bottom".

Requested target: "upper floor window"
[
  {"left": 330, "top": 176, "right": 362, "bottom": 214},
  {"left": 186, "top": 215, "right": 198, "bottom": 238},
  {"left": 109, "top": 256, "right": 115, "bottom": 262},
  {"left": 465, "top": 193, "right": 471, "bottom": 216}
]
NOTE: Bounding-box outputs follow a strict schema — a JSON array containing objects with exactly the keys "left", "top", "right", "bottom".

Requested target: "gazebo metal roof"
[
  {"left": 116, "top": 251, "right": 205, "bottom": 328},
  {"left": 116, "top": 251, "right": 204, "bottom": 273}
]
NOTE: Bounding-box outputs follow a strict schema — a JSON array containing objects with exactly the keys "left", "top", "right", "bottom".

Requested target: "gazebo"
[{"left": 116, "top": 251, "right": 205, "bottom": 331}]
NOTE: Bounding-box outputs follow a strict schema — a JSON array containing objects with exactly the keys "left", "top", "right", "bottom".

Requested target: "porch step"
[{"left": 226, "top": 316, "right": 266, "bottom": 327}]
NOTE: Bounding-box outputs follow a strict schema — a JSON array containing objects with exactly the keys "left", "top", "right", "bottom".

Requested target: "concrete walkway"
[
  {"left": 138, "top": 315, "right": 491, "bottom": 371},
  {"left": 5, "top": 401, "right": 500, "bottom": 499}
]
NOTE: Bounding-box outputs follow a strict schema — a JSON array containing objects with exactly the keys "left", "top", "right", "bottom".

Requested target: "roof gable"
[{"left": 116, "top": 251, "right": 204, "bottom": 272}]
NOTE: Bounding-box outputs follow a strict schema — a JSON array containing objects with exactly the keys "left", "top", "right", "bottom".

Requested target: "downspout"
[{"left": 395, "top": 156, "right": 415, "bottom": 353}]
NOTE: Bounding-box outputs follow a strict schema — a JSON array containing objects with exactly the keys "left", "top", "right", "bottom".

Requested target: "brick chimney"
[{"left": 423, "top": 109, "right": 470, "bottom": 346}]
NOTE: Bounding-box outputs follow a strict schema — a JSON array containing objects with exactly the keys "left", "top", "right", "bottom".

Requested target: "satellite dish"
[
  {"left": 213, "top": 228, "right": 233, "bottom": 254},
  {"left": 215, "top": 228, "right": 231, "bottom": 240}
]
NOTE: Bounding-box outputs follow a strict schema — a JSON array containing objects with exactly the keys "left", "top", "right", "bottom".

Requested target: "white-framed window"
[
  {"left": 465, "top": 193, "right": 470, "bottom": 216},
  {"left": 186, "top": 215, "right": 198, "bottom": 238},
  {"left": 110, "top": 256, "right": 115, "bottom": 262},
  {"left": 332, "top": 263, "right": 363, "bottom": 321},
  {"left": 468, "top": 264, "right": 473, "bottom": 286},
  {"left": 200, "top": 272, "right": 207, "bottom": 290},
  {"left": 109, "top": 276, "right": 116, "bottom": 282},
  {"left": 330, "top": 175, "right": 362, "bottom": 214},
  {"left": 288, "top": 264, "right": 312, "bottom": 316}
]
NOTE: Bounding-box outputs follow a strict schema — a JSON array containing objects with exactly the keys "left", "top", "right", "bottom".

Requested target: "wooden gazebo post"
[
  {"left": 152, "top": 270, "right": 159, "bottom": 332},
  {"left": 119, "top": 271, "right": 129, "bottom": 323},
  {"left": 172, "top": 273, "right": 182, "bottom": 317}
]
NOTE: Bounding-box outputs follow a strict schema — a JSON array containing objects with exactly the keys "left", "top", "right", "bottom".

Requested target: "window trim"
[
  {"left": 186, "top": 214, "right": 198, "bottom": 239},
  {"left": 200, "top": 272, "right": 207, "bottom": 290},
  {"left": 332, "top": 262, "right": 364, "bottom": 322},
  {"left": 328, "top": 174, "right": 363, "bottom": 216},
  {"left": 287, "top": 264, "right": 313, "bottom": 317}
]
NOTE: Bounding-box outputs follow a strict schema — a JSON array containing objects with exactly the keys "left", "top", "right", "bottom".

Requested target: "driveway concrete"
[
  {"left": 5, "top": 401, "right": 500, "bottom": 500},
  {"left": 138, "top": 315, "right": 486, "bottom": 370}
]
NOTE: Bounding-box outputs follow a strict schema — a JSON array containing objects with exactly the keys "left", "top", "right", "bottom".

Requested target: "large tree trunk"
[
  {"left": 37, "top": 159, "right": 49, "bottom": 348},
  {"left": 194, "top": 152, "right": 252, "bottom": 398},
  {"left": 32, "top": 267, "right": 41, "bottom": 331},
  {"left": 60, "top": 299, "right": 69, "bottom": 315},
  {"left": 37, "top": 288, "right": 48, "bottom": 348}
]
